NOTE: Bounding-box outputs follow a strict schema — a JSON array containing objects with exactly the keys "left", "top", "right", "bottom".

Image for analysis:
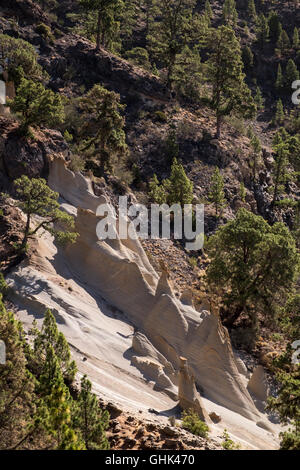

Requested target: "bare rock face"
[
  {"left": 3, "top": 131, "right": 46, "bottom": 180},
  {"left": 180, "top": 289, "right": 194, "bottom": 307},
  {"left": 247, "top": 365, "right": 269, "bottom": 402},
  {"left": 131, "top": 332, "right": 178, "bottom": 400},
  {"left": 178, "top": 357, "right": 210, "bottom": 424},
  {"left": 1, "top": 0, "right": 49, "bottom": 26},
  {"left": 0, "top": 118, "right": 69, "bottom": 183}
]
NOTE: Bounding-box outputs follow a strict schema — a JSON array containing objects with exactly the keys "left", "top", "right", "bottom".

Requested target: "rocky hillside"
[{"left": 0, "top": 0, "right": 299, "bottom": 451}]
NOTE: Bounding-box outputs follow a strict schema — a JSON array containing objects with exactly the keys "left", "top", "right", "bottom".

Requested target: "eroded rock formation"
[
  {"left": 7, "top": 155, "right": 273, "bottom": 430},
  {"left": 178, "top": 357, "right": 210, "bottom": 423}
]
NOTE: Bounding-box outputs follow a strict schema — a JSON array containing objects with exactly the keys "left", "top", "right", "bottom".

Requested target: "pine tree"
[
  {"left": 12, "top": 176, "right": 77, "bottom": 251},
  {"left": 147, "top": 0, "right": 197, "bottom": 89},
  {"left": 267, "top": 367, "right": 300, "bottom": 449},
  {"left": 239, "top": 182, "right": 246, "bottom": 202},
  {"left": 0, "top": 298, "right": 38, "bottom": 449},
  {"left": 75, "top": 375, "right": 109, "bottom": 450},
  {"left": 10, "top": 78, "right": 64, "bottom": 134},
  {"left": 0, "top": 34, "right": 48, "bottom": 86},
  {"left": 248, "top": 0, "right": 256, "bottom": 20},
  {"left": 79, "top": 84, "right": 128, "bottom": 174},
  {"left": 268, "top": 12, "right": 282, "bottom": 43},
  {"left": 172, "top": 46, "right": 203, "bottom": 100},
  {"left": 32, "top": 310, "right": 77, "bottom": 384},
  {"left": 141, "top": 0, "right": 157, "bottom": 38},
  {"left": 39, "top": 346, "right": 83, "bottom": 449},
  {"left": 206, "top": 26, "right": 256, "bottom": 138},
  {"left": 293, "top": 27, "right": 299, "bottom": 49},
  {"left": 275, "top": 63, "right": 284, "bottom": 92},
  {"left": 254, "top": 86, "right": 264, "bottom": 111},
  {"left": 148, "top": 174, "right": 167, "bottom": 205},
  {"left": 79, "top": 0, "right": 123, "bottom": 50},
  {"left": 204, "top": 0, "right": 213, "bottom": 19},
  {"left": 242, "top": 45, "right": 254, "bottom": 70},
  {"left": 125, "top": 47, "right": 152, "bottom": 71},
  {"left": 274, "top": 99, "right": 285, "bottom": 126},
  {"left": 222, "top": 0, "right": 238, "bottom": 27},
  {"left": 163, "top": 127, "right": 179, "bottom": 164},
  {"left": 285, "top": 59, "right": 299, "bottom": 91},
  {"left": 206, "top": 208, "right": 299, "bottom": 329},
  {"left": 208, "top": 167, "right": 227, "bottom": 218},
  {"left": 165, "top": 158, "right": 194, "bottom": 207},
  {"left": 256, "top": 13, "right": 269, "bottom": 49},
  {"left": 276, "top": 30, "right": 291, "bottom": 55}
]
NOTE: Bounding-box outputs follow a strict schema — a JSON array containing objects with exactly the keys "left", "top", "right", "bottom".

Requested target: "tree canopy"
[
  {"left": 205, "top": 26, "right": 256, "bottom": 138},
  {"left": 206, "top": 208, "right": 299, "bottom": 329}
]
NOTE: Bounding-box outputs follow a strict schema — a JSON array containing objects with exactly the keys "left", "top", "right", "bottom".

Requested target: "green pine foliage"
[
  {"left": 0, "top": 298, "right": 109, "bottom": 450},
  {"left": 74, "top": 375, "right": 110, "bottom": 449},
  {"left": 0, "top": 34, "right": 48, "bottom": 86},
  {"left": 267, "top": 367, "right": 300, "bottom": 450},
  {"left": 10, "top": 78, "right": 65, "bottom": 134},
  {"left": 181, "top": 409, "right": 209, "bottom": 438},
  {"left": 125, "top": 47, "right": 152, "bottom": 71},
  {"left": 12, "top": 176, "right": 77, "bottom": 251},
  {"left": 272, "top": 129, "right": 290, "bottom": 205},
  {"left": 147, "top": 0, "right": 197, "bottom": 88},
  {"left": 256, "top": 13, "right": 269, "bottom": 49},
  {"left": 275, "top": 63, "right": 284, "bottom": 92},
  {"left": 148, "top": 174, "right": 167, "bottom": 204},
  {"left": 268, "top": 11, "right": 282, "bottom": 44},
  {"left": 248, "top": 0, "right": 256, "bottom": 21},
  {"left": 79, "top": 0, "right": 124, "bottom": 51},
  {"left": 206, "top": 208, "right": 299, "bottom": 329},
  {"left": 204, "top": 0, "right": 213, "bottom": 19},
  {"left": 274, "top": 98, "right": 285, "bottom": 126},
  {"left": 254, "top": 86, "right": 264, "bottom": 111},
  {"left": 242, "top": 46, "right": 254, "bottom": 71},
  {"left": 205, "top": 26, "right": 256, "bottom": 138},
  {"left": 172, "top": 46, "right": 203, "bottom": 100},
  {"left": 148, "top": 158, "right": 193, "bottom": 207},
  {"left": 166, "top": 158, "right": 194, "bottom": 206},
  {"left": 285, "top": 59, "right": 299, "bottom": 91},
  {"left": 276, "top": 30, "right": 291, "bottom": 56},
  {"left": 293, "top": 27, "right": 299, "bottom": 49},
  {"left": 208, "top": 167, "right": 227, "bottom": 218},
  {"left": 78, "top": 84, "right": 128, "bottom": 175},
  {"left": 249, "top": 132, "right": 262, "bottom": 180},
  {"left": 222, "top": 0, "right": 238, "bottom": 27}
]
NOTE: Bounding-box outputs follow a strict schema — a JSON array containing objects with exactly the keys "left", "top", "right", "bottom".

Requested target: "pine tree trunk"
[
  {"left": 20, "top": 213, "right": 30, "bottom": 251},
  {"left": 222, "top": 304, "right": 244, "bottom": 328}
]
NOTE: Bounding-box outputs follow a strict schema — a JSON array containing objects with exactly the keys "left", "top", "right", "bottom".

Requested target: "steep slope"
[{"left": 5, "top": 155, "right": 280, "bottom": 449}]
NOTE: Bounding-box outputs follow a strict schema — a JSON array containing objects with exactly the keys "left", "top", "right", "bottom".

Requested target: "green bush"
[
  {"left": 181, "top": 409, "right": 209, "bottom": 438},
  {"left": 221, "top": 429, "right": 241, "bottom": 450},
  {"left": 125, "top": 47, "right": 152, "bottom": 71},
  {"left": 153, "top": 110, "right": 168, "bottom": 123},
  {"left": 36, "top": 23, "right": 54, "bottom": 42},
  {"left": 0, "top": 273, "right": 7, "bottom": 297}
]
